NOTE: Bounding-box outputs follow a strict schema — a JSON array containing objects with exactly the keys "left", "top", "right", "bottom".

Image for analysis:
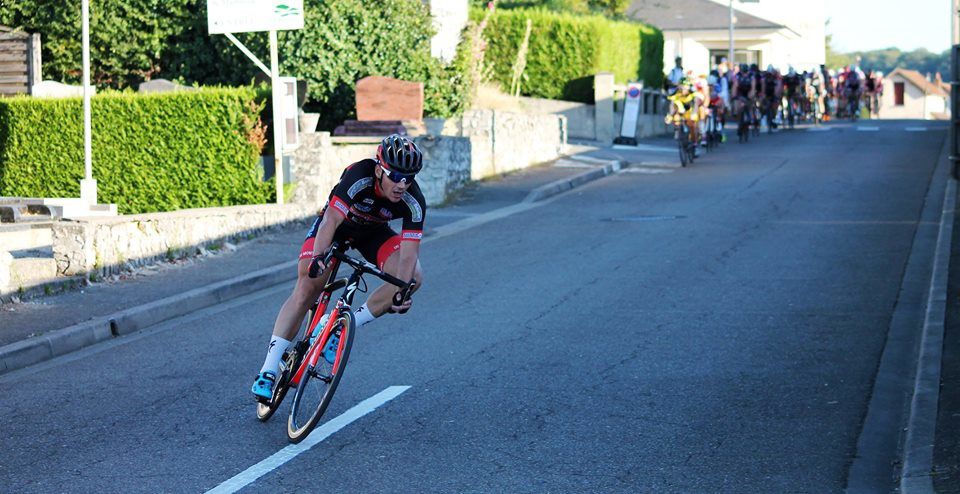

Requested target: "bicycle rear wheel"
[
  {"left": 677, "top": 127, "right": 690, "bottom": 166},
  {"left": 256, "top": 307, "right": 314, "bottom": 422},
  {"left": 287, "top": 309, "right": 356, "bottom": 443}
]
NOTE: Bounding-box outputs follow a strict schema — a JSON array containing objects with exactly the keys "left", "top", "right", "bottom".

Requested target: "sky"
[{"left": 827, "top": 0, "right": 951, "bottom": 53}]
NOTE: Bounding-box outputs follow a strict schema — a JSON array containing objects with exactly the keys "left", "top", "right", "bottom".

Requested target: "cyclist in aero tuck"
[{"left": 251, "top": 134, "right": 426, "bottom": 401}]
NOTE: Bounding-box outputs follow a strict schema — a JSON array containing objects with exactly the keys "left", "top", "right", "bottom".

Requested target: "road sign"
[
  {"left": 614, "top": 82, "right": 644, "bottom": 145},
  {"left": 207, "top": 0, "right": 304, "bottom": 35}
]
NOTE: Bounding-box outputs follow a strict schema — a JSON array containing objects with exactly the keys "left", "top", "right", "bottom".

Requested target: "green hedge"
[
  {"left": 0, "top": 88, "right": 271, "bottom": 214},
  {"left": 474, "top": 8, "right": 663, "bottom": 102}
]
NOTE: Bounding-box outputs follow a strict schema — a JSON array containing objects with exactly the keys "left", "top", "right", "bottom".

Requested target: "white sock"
[
  {"left": 259, "top": 336, "right": 292, "bottom": 376},
  {"left": 355, "top": 303, "right": 376, "bottom": 327}
]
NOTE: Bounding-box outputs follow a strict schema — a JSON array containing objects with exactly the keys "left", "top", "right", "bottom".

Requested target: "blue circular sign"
[{"left": 628, "top": 87, "right": 641, "bottom": 98}]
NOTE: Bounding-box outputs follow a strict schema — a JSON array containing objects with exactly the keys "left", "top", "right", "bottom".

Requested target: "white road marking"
[
  {"left": 206, "top": 386, "right": 411, "bottom": 494},
  {"left": 618, "top": 167, "right": 675, "bottom": 174},
  {"left": 632, "top": 144, "right": 678, "bottom": 153},
  {"left": 856, "top": 126, "right": 880, "bottom": 131},
  {"left": 905, "top": 126, "right": 928, "bottom": 132},
  {"left": 807, "top": 127, "right": 832, "bottom": 132}
]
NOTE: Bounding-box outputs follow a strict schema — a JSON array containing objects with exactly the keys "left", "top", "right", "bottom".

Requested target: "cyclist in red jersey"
[{"left": 251, "top": 134, "right": 426, "bottom": 400}]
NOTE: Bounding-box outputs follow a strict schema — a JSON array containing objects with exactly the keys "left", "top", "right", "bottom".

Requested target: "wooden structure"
[{"left": 0, "top": 26, "right": 41, "bottom": 97}]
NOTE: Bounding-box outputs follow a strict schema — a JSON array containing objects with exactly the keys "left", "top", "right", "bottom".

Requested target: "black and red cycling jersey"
[
  {"left": 321, "top": 158, "right": 426, "bottom": 243},
  {"left": 783, "top": 74, "right": 802, "bottom": 96},
  {"left": 735, "top": 73, "right": 753, "bottom": 96}
]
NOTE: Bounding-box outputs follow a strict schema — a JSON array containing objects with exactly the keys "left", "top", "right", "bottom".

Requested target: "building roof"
[
  {"left": 890, "top": 68, "right": 949, "bottom": 98},
  {"left": 626, "top": 0, "right": 783, "bottom": 31}
]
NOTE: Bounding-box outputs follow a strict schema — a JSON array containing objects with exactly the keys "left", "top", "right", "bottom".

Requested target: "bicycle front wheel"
[{"left": 287, "top": 309, "right": 356, "bottom": 443}]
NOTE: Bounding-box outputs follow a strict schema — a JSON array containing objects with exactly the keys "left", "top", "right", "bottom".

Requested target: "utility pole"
[
  {"left": 952, "top": 0, "right": 959, "bottom": 178},
  {"left": 728, "top": 0, "right": 734, "bottom": 68},
  {"left": 80, "top": 0, "right": 96, "bottom": 207}
]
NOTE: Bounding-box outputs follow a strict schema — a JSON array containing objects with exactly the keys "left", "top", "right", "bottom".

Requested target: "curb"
[
  {"left": 0, "top": 260, "right": 297, "bottom": 375},
  {"left": 523, "top": 158, "right": 623, "bottom": 203},
  {"left": 900, "top": 174, "right": 956, "bottom": 492}
]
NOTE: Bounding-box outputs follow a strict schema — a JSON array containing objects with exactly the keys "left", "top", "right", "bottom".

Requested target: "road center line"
[
  {"left": 857, "top": 126, "right": 880, "bottom": 131},
  {"left": 205, "top": 386, "right": 411, "bottom": 494}
]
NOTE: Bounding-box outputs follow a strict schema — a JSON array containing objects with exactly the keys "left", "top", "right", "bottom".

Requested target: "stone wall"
[
  {"left": 454, "top": 110, "right": 567, "bottom": 179},
  {"left": 291, "top": 109, "right": 566, "bottom": 206},
  {"left": 53, "top": 204, "right": 313, "bottom": 276},
  {"left": 472, "top": 80, "right": 668, "bottom": 143}
]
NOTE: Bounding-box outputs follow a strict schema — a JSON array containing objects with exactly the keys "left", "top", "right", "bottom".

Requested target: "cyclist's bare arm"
[
  {"left": 365, "top": 240, "right": 420, "bottom": 315},
  {"left": 396, "top": 241, "right": 419, "bottom": 284},
  {"left": 311, "top": 208, "right": 346, "bottom": 263}
]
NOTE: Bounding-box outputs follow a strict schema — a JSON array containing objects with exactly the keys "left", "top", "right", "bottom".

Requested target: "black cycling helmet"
[{"left": 377, "top": 134, "right": 423, "bottom": 175}]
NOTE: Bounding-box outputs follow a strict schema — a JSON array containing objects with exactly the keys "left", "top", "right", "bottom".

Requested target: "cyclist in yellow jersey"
[{"left": 665, "top": 78, "right": 703, "bottom": 153}]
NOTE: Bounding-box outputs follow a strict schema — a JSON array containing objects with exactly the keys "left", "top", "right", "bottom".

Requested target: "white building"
[
  {"left": 881, "top": 68, "right": 950, "bottom": 120},
  {"left": 627, "top": 0, "right": 825, "bottom": 77}
]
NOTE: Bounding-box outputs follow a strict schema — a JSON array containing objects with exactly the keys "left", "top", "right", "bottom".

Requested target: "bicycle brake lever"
[{"left": 391, "top": 280, "right": 417, "bottom": 314}]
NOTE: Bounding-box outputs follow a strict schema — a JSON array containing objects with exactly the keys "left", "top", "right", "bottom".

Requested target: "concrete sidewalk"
[{"left": 0, "top": 148, "right": 644, "bottom": 374}]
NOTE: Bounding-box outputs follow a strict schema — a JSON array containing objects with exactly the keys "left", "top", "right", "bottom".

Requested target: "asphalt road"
[{"left": 0, "top": 121, "right": 948, "bottom": 493}]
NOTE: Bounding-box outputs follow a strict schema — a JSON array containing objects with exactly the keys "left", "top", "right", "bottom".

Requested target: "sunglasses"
[{"left": 380, "top": 165, "right": 416, "bottom": 184}]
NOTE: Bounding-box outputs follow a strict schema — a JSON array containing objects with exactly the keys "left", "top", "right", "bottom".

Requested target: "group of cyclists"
[{"left": 664, "top": 56, "right": 886, "bottom": 155}]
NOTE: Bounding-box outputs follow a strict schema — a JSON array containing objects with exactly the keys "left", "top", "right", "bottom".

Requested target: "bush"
[
  {"left": 276, "top": 0, "right": 469, "bottom": 129},
  {"left": 473, "top": 7, "right": 663, "bottom": 102},
  {"left": 0, "top": 87, "right": 271, "bottom": 214}
]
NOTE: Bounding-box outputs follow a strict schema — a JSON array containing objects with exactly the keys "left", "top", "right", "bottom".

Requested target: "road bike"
[
  {"left": 735, "top": 98, "right": 751, "bottom": 144},
  {"left": 255, "top": 241, "right": 414, "bottom": 443},
  {"left": 673, "top": 118, "right": 696, "bottom": 166},
  {"left": 705, "top": 108, "right": 722, "bottom": 150},
  {"left": 846, "top": 87, "right": 861, "bottom": 121}
]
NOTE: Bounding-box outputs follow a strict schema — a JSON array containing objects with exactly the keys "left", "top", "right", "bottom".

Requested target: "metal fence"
[{"left": 612, "top": 83, "right": 667, "bottom": 116}]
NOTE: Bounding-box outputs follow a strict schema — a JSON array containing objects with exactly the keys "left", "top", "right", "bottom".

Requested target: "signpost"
[
  {"left": 728, "top": 0, "right": 759, "bottom": 68},
  {"left": 207, "top": 0, "right": 304, "bottom": 204},
  {"left": 81, "top": 0, "right": 95, "bottom": 206}
]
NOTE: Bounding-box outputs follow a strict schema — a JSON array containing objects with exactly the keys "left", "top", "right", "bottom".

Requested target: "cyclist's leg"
[
  {"left": 272, "top": 223, "right": 337, "bottom": 342},
  {"left": 254, "top": 218, "right": 336, "bottom": 390}
]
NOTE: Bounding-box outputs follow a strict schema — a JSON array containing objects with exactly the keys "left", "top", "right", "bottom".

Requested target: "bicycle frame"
[
  {"left": 288, "top": 256, "right": 352, "bottom": 388},
  {"left": 288, "top": 245, "right": 410, "bottom": 388}
]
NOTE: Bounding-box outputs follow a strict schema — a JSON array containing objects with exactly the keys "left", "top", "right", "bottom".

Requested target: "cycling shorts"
[{"left": 299, "top": 217, "right": 401, "bottom": 270}]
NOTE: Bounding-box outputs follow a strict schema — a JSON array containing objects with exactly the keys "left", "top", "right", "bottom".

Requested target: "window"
[
  {"left": 709, "top": 49, "right": 761, "bottom": 69},
  {"left": 894, "top": 82, "right": 905, "bottom": 106}
]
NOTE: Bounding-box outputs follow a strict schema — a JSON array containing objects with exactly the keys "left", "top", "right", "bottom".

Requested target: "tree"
[
  {"left": 588, "top": 0, "right": 630, "bottom": 17},
  {"left": 0, "top": 0, "right": 197, "bottom": 88},
  {"left": 824, "top": 19, "right": 853, "bottom": 69}
]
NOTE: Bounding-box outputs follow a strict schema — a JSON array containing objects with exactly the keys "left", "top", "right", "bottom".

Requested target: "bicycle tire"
[
  {"left": 286, "top": 309, "right": 356, "bottom": 443},
  {"left": 256, "top": 308, "right": 314, "bottom": 422},
  {"left": 678, "top": 128, "right": 690, "bottom": 166}
]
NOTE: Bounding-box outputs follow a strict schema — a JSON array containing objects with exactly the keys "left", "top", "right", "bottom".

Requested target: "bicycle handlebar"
[{"left": 308, "top": 244, "right": 414, "bottom": 302}]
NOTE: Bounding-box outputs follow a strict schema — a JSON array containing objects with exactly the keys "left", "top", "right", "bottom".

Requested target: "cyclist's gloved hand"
[
  {"left": 307, "top": 254, "right": 326, "bottom": 279},
  {"left": 388, "top": 280, "right": 417, "bottom": 314}
]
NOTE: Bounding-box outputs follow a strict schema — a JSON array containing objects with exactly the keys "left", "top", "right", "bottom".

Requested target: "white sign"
[
  {"left": 207, "top": 0, "right": 304, "bottom": 34},
  {"left": 618, "top": 82, "right": 644, "bottom": 140},
  {"left": 280, "top": 76, "right": 299, "bottom": 150}
]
